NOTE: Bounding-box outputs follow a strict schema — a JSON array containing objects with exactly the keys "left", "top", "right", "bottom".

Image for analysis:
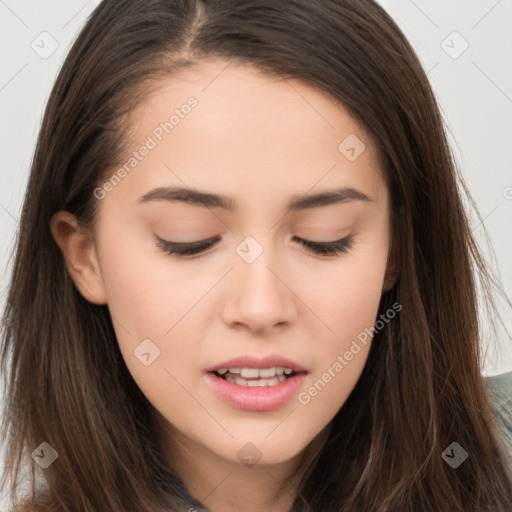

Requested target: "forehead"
[{"left": 101, "top": 58, "right": 387, "bottom": 214}]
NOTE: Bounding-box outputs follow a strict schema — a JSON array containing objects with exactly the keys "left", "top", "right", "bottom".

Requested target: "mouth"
[
  {"left": 205, "top": 365, "right": 308, "bottom": 411},
  {"left": 210, "top": 366, "right": 301, "bottom": 387}
]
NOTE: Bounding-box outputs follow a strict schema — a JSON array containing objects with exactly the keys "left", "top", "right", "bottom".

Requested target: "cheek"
[
  {"left": 98, "top": 216, "right": 206, "bottom": 337},
  {"left": 296, "top": 232, "right": 389, "bottom": 345},
  {"left": 292, "top": 298, "right": 379, "bottom": 435},
  {"left": 292, "top": 240, "right": 389, "bottom": 422},
  {"left": 101, "top": 249, "right": 209, "bottom": 422},
  {"left": 96, "top": 224, "right": 209, "bottom": 383}
]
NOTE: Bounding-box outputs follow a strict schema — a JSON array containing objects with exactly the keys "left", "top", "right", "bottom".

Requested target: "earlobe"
[
  {"left": 382, "top": 238, "right": 399, "bottom": 293},
  {"left": 50, "top": 211, "right": 108, "bottom": 305},
  {"left": 383, "top": 268, "right": 399, "bottom": 293}
]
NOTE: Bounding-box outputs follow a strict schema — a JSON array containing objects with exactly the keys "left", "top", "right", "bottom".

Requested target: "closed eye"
[
  {"left": 156, "top": 234, "right": 354, "bottom": 258},
  {"left": 292, "top": 235, "right": 353, "bottom": 256}
]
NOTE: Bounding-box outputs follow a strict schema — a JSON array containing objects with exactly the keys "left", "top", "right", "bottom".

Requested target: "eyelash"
[{"left": 156, "top": 234, "right": 354, "bottom": 258}]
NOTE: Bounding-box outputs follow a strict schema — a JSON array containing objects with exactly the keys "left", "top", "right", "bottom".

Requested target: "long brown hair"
[{"left": 1, "top": 1, "right": 511, "bottom": 510}]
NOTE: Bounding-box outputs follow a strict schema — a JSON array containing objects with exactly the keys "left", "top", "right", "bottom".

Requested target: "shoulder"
[
  {"left": 485, "top": 371, "right": 512, "bottom": 416},
  {"left": 484, "top": 371, "right": 512, "bottom": 458},
  {"left": 174, "top": 478, "right": 211, "bottom": 512}
]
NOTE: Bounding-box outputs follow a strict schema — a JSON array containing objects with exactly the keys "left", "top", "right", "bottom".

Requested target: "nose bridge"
[
  {"left": 224, "top": 233, "right": 296, "bottom": 331},
  {"left": 235, "top": 234, "right": 283, "bottom": 297}
]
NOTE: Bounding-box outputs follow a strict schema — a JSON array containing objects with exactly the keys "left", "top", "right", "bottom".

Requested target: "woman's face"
[{"left": 59, "top": 59, "right": 394, "bottom": 471}]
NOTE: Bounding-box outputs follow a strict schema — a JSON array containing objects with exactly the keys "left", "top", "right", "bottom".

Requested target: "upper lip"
[{"left": 206, "top": 353, "right": 307, "bottom": 373}]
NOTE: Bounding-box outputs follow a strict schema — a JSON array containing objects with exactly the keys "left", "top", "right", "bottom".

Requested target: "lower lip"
[{"left": 205, "top": 371, "right": 307, "bottom": 411}]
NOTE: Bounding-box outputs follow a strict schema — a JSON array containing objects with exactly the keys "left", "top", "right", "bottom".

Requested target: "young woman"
[{"left": 1, "top": 1, "right": 511, "bottom": 511}]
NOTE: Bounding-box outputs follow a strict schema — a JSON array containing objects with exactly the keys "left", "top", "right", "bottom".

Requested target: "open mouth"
[
  {"left": 205, "top": 365, "right": 308, "bottom": 411},
  {"left": 211, "top": 367, "right": 299, "bottom": 387}
]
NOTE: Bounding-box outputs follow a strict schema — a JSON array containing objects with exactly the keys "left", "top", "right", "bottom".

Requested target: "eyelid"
[
  {"left": 292, "top": 234, "right": 354, "bottom": 256},
  {"left": 155, "top": 233, "right": 354, "bottom": 258},
  {"left": 155, "top": 235, "right": 221, "bottom": 256}
]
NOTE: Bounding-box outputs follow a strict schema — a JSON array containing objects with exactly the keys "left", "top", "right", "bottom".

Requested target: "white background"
[{"left": 1, "top": 0, "right": 511, "bottom": 508}]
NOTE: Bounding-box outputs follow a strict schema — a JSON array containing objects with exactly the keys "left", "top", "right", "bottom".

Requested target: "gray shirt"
[{"left": 485, "top": 370, "right": 512, "bottom": 463}]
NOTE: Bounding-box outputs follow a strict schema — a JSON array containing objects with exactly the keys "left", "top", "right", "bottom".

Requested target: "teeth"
[
  {"left": 240, "top": 368, "right": 260, "bottom": 378},
  {"left": 257, "top": 377, "right": 279, "bottom": 386},
  {"left": 225, "top": 374, "right": 286, "bottom": 387},
  {"left": 214, "top": 366, "right": 298, "bottom": 386},
  {"left": 220, "top": 366, "right": 293, "bottom": 378}
]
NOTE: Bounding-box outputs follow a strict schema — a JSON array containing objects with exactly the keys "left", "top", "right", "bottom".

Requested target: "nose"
[{"left": 221, "top": 242, "right": 297, "bottom": 335}]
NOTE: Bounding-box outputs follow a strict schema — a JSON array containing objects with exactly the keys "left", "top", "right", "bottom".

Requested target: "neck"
[{"left": 154, "top": 411, "right": 330, "bottom": 512}]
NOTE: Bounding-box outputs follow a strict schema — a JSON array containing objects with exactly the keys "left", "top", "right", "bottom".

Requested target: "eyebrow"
[{"left": 137, "top": 186, "right": 373, "bottom": 212}]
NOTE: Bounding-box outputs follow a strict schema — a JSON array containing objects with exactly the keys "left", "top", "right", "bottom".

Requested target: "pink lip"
[
  {"left": 205, "top": 371, "right": 307, "bottom": 411},
  {"left": 206, "top": 353, "right": 307, "bottom": 373}
]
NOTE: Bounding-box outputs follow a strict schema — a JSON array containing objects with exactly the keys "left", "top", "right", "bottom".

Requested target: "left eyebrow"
[{"left": 137, "top": 186, "right": 374, "bottom": 212}]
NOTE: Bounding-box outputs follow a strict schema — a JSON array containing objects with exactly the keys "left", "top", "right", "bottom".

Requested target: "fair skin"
[{"left": 51, "top": 58, "right": 397, "bottom": 512}]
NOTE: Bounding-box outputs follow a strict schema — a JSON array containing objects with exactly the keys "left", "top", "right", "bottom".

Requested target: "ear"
[
  {"left": 382, "top": 227, "right": 399, "bottom": 293},
  {"left": 382, "top": 259, "right": 399, "bottom": 293},
  {"left": 50, "top": 211, "right": 108, "bottom": 305}
]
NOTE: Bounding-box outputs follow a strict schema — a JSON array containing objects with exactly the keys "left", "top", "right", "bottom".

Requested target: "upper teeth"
[{"left": 217, "top": 367, "right": 294, "bottom": 378}]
